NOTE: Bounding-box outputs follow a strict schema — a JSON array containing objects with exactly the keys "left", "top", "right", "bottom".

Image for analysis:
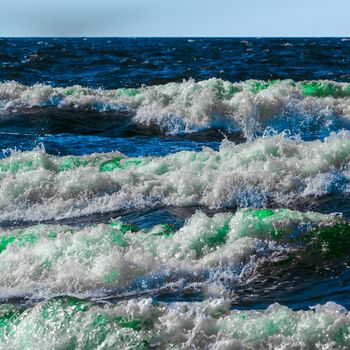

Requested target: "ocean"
[{"left": 0, "top": 37, "right": 350, "bottom": 348}]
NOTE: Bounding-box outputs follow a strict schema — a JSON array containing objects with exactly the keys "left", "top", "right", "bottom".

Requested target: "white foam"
[
  {"left": 0, "top": 132, "right": 350, "bottom": 222},
  {"left": 0, "top": 208, "right": 340, "bottom": 298},
  {"left": 1, "top": 297, "right": 350, "bottom": 349},
  {"left": 1, "top": 79, "right": 350, "bottom": 136}
]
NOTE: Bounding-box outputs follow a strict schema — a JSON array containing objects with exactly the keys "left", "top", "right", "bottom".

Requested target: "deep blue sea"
[{"left": 0, "top": 38, "right": 350, "bottom": 348}]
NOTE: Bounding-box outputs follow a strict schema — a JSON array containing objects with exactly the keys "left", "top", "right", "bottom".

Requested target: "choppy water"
[{"left": 0, "top": 38, "right": 350, "bottom": 349}]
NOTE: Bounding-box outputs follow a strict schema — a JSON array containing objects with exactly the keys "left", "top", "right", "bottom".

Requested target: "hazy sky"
[{"left": 2, "top": 0, "right": 349, "bottom": 37}]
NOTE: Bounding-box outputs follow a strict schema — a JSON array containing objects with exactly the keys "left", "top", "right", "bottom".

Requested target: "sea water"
[{"left": 0, "top": 38, "right": 350, "bottom": 349}]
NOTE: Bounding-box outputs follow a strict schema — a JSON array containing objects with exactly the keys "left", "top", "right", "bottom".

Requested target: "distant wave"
[
  {"left": 0, "top": 131, "right": 350, "bottom": 223},
  {"left": 1, "top": 79, "right": 350, "bottom": 137}
]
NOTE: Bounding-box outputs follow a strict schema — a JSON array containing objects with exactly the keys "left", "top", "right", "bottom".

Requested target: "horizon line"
[{"left": 0, "top": 35, "right": 349, "bottom": 39}]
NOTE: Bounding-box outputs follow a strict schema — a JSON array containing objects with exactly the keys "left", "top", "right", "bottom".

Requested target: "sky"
[{"left": 1, "top": 0, "right": 349, "bottom": 37}]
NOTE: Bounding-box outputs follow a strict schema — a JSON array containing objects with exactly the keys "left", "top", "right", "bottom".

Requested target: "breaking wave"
[
  {"left": 1, "top": 296, "right": 350, "bottom": 349},
  {"left": 1, "top": 79, "right": 350, "bottom": 136},
  {"left": 0, "top": 208, "right": 348, "bottom": 299},
  {"left": 0, "top": 132, "right": 350, "bottom": 223}
]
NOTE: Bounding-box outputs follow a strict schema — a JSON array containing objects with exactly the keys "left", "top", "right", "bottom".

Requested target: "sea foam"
[
  {"left": 0, "top": 208, "right": 347, "bottom": 299},
  {"left": 0, "top": 132, "right": 350, "bottom": 222},
  {"left": 0, "top": 296, "right": 349, "bottom": 349},
  {"left": 1, "top": 79, "right": 350, "bottom": 136}
]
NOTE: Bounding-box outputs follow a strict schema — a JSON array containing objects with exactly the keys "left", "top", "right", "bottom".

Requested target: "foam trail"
[
  {"left": 0, "top": 132, "right": 350, "bottom": 222},
  {"left": 0, "top": 208, "right": 348, "bottom": 299},
  {"left": 1, "top": 79, "right": 350, "bottom": 136}
]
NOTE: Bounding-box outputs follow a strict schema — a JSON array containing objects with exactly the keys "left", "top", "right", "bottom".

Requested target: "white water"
[
  {"left": 1, "top": 79, "right": 350, "bottom": 136},
  {"left": 0, "top": 208, "right": 341, "bottom": 299},
  {"left": 0, "top": 132, "right": 350, "bottom": 222},
  {"left": 1, "top": 297, "right": 350, "bottom": 349}
]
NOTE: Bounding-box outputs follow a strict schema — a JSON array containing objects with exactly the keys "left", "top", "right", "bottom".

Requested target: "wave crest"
[
  {"left": 1, "top": 79, "right": 350, "bottom": 136},
  {"left": 0, "top": 132, "right": 350, "bottom": 222}
]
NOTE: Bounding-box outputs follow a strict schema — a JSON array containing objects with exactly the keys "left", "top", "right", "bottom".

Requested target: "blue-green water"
[{"left": 0, "top": 38, "right": 350, "bottom": 348}]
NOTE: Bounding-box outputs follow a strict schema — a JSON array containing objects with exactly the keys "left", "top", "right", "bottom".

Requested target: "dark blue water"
[
  {"left": 1, "top": 38, "right": 349, "bottom": 88},
  {"left": 1, "top": 38, "right": 350, "bottom": 313},
  {"left": 0, "top": 37, "right": 349, "bottom": 155}
]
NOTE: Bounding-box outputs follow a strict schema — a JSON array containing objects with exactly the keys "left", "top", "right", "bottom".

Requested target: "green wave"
[
  {"left": 0, "top": 208, "right": 348, "bottom": 295},
  {"left": 0, "top": 132, "right": 350, "bottom": 222},
  {"left": 0, "top": 296, "right": 349, "bottom": 349},
  {"left": 0, "top": 151, "right": 147, "bottom": 174}
]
